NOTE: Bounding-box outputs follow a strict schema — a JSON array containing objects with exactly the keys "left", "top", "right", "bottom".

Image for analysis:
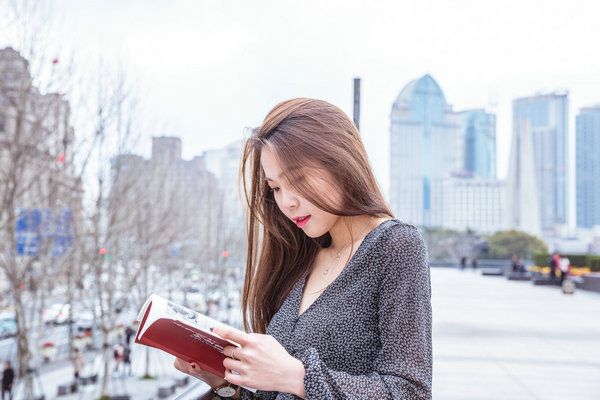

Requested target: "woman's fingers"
[
  {"left": 224, "top": 368, "right": 245, "bottom": 386},
  {"left": 173, "top": 358, "right": 199, "bottom": 377},
  {"left": 223, "top": 345, "right": 242, "bottom": 360},
  {"left": 222, "top": 356, "right": 244, "bottom": 372},
  {"left": 212, "top": 325, "right": 249, "bottom": 345}
]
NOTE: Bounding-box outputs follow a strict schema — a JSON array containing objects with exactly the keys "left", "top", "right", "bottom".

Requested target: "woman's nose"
[{"left": 281, "top": 189, "right": 299, "bottom": 209}]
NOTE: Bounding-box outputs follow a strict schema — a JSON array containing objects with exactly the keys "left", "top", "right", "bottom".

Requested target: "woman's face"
[{"left": 260, "top": 146, "right": 341, "bottom": 238}]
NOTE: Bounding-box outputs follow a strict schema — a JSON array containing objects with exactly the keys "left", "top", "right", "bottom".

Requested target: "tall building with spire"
[
  {"left": 576, "top": 106, "right": 600, "bottom": 228},
  {"left": 389, "top": 74, "right": 502, "bottom": 232},
  {"left": 506, "top": 92, "right": 569, "bottom": 236}
]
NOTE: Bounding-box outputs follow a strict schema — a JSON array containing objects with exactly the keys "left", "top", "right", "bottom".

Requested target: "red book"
[{"left": 134, "top": 294, "right": 239, "bottom": 378}]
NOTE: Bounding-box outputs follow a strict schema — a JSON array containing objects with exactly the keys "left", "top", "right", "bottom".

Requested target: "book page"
[{"left": 136, "top": 294, "right": 236, "bottom": 344}]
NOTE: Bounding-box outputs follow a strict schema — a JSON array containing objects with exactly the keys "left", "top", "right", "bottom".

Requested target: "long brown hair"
[{"left": 240, "top": 98, "right": 393, "bottom": 333}]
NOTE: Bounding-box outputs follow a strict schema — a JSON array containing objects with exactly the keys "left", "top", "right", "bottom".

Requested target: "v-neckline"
[{"left": 295, "top": 220, "right": 390, "bottom": 318}]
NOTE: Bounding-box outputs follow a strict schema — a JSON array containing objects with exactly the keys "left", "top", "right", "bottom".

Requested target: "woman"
[{"left": 175, "top": 98, "right": 432, "bottom": 399}]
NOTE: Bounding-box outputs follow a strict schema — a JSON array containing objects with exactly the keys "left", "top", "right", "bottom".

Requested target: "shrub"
[
  {"left": 533, "top": 253, "right": 589, "bottom": 267},
  {"left": 533, "top": 253, "right": 549, "bottom": 267},
  {"left": 567, "top": 254, "right": 588, "bottom": 267},
  {"left": 588, "top": 255, "right": 600, "bottom": 272}
]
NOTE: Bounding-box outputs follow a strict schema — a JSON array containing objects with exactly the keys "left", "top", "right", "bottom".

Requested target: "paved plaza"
[
  {"left": 432, "top": 267, "right": 600, "bottom": 399},
  {"left": 28, "top": 267, "right": 600, "bottom": 399}
]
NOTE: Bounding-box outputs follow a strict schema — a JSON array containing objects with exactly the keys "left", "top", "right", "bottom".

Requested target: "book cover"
[{"left": 134, "top": 294, "right": 239, "bottom": 378}]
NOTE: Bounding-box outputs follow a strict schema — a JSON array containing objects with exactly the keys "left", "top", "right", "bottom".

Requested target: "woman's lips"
[{"left": 294, "top": 215, "right": 311, "bottom": 228}]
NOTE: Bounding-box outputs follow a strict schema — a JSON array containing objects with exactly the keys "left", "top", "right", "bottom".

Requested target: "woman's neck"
[{"left": 328, "top": 215, "right": 375, "bottom": 252}]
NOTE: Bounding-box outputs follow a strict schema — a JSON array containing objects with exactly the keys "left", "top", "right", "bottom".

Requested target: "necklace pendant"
[{"left": 335, "top": 253, "right": 341, "bottom": 261}]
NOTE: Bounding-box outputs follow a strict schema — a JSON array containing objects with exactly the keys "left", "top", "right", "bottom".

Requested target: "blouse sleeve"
[{"left": 297, "top": 226, "right": 432, "bottom": 399}]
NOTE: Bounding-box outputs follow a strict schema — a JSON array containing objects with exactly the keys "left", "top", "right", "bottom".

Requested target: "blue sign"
[
  {"left": 15, "top": 208, "right": 73, "bottom": 257},
  {"left": 15, "top": 209, "right": 42, "bottom": 256}
]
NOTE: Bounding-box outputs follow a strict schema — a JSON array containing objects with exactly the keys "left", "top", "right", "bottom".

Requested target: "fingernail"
[{"left": 209, "top": 327, "right": 214, "bottom": 332}]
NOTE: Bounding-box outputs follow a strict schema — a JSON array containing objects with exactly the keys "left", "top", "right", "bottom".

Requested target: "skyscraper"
[
  {"left": 506, "top": 92, "right": 569, "bottom": 235},
  {"left": 459, "top": 109, "right": 496, "bottom": 180},
  {"left": 576, "top": 106, "right": 600, "bottom": 228},
  {"left": 389, "top": 74, "right": 461, "bottom": 227}
]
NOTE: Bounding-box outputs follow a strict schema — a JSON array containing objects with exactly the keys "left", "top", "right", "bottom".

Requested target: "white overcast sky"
[{"left": 3, "top": 0, "right": 600, "bottom": 200}]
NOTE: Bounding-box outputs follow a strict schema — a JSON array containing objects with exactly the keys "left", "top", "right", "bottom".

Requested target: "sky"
[{"left": 3, "top": 0, "right": 600, "bottom": 207}]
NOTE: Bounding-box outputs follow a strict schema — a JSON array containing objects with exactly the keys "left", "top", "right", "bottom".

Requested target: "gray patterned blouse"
[{"left": 241, "top": 219, "right": 432, "bottom": 399}]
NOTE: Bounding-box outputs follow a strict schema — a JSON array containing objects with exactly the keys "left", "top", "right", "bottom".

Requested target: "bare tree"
[{"left": 0, "top": 35, "right": 79, "bottom": 400}]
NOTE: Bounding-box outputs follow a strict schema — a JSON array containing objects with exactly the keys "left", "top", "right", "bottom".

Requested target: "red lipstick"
[{"left": 293, "top": 215, "right": 311, "bottom": 228}]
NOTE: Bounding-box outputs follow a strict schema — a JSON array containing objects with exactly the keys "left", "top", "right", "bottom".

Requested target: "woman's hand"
[
  {"left": 214, "top": 326, "right": 306, "bottom": 398},
  {"left": 173, "top": 357, "right": 227, "bottom": 389}
]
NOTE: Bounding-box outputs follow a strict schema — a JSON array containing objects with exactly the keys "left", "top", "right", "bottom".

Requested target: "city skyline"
[{"left": 2, "top": 0, "right": 599, "bottom": 229}]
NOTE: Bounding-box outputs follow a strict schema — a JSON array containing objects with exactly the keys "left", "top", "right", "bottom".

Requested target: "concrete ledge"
[
  {"left": 532, "top": 277, "right": 561, "bottom": 286},
  {"left": 580, "top": 275, "right": 600, "bottom": 292}
]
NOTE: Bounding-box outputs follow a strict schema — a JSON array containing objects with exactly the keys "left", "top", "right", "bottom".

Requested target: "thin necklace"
[{"left": 323, "top": 220, "right": 371, "bottom": 276}]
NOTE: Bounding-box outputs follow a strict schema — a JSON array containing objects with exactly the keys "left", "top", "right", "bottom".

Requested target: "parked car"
[
  {"left": 43, "top": 303, "right": 71, "bottom": 325},
  {"left": 0, "top": 311, "right": 17, "bottom": 339},
  {"left": 74, "top": 311, "right": 95, "bottom": 333}
]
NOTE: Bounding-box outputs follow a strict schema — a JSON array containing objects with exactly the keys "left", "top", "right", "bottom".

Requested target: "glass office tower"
[
  {"left": 506, "top": 92, "right": 569, "bottom": 235},
  {"left": 389, "top": 74, "right": 461, "bottom": 227},
  {"left": 576, "top": 106, "right": 600, "bottom": 228}
]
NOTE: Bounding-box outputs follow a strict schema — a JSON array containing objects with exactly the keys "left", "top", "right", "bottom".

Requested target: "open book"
[{"left": 135, "top": 294, "right": 240, "bottom": 378}]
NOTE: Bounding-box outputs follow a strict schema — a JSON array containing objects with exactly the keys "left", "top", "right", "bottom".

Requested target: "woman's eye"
[{"left": 269, "top": 187, "right": 280, "bottom": 193}]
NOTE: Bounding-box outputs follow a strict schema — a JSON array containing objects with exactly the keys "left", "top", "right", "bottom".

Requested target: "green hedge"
[
  {"left": 533, "top": 253, "right": 599, "bottom": 268},
  {"left": 533, "top": 253, "right": 549, "bottom": 267},
  {"left": 589, "top": 255, "right": 600, "bottom": 272}
]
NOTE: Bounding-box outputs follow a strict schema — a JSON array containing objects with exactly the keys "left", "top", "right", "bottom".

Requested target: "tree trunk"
[
  {"left": 13, "top": 283, "right": 34, "bottom": 398},
  {"left": 100, "top": 329, "right": 111, "bottom": 398}
]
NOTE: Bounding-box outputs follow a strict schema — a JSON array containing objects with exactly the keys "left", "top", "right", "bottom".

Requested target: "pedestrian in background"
[
  {"left": 471, "top": 257, "right": 478, "bottom": 271},
  {"left": 70, "top": 348, "right": 85, "bottom": 380},
  {"left": 559, "top": 256, "right": 570, "bottom": 284},
  {"left": 122, "top": 344, "right": 132, "bottom": 376},
  {"left": 125, "top": 325, "right": 135, "bottom": 346},
  {"left": 173, "top": 98, "right": 432, "bottom": 398},
  {"left": 113, "top": 343, "right": 124, "bottom": 374},
  {"left": 1, "top": 360, "right": 14, "bottom": 400},
  {"left": 460, "top": 255, "right": 467, "bottom": 271}
]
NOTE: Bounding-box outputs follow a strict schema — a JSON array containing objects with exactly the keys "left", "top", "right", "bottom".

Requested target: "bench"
[
  {"left": 507, "top": 272, "right": 531, "bottom": 281},
  {"left": 110, "top": 395, "right": 131, "bottom": 400},
  {"left": 157, "top": 381, "right": 177, "bottom": 398},
  {"left": 57, "top": 380, "right": 78, "bottom": 395},
  {"left": 175, "top": 376, "right": 189, "bottom": 387},
  {"left": 79, "top": 373, "right": 98, "bottom": 385},
  {"left": 481, "top": 268, "right": 504, "bottom": 276}
]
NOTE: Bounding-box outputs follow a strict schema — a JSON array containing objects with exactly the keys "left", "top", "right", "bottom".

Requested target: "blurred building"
[
  {"left": 0, "top": 47, "right": 80, "bottom": 259},
  {"left": 442, "top": 172, "right": 504, "bottom": 233},
  {"left": 389, "top": 74, "right": 502, "bottom": 232},
  {"left": 110, "top": 137, "right": 218, "bottom": 262},
  {"left": 202, "top": 139, "right": 246, "bottom": 267},
  {"left": 506, "top": 92, "right": 569, "bottom": 236},
  {"left": 576, "top": 106, "right": 600, "bottom": 229}
]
